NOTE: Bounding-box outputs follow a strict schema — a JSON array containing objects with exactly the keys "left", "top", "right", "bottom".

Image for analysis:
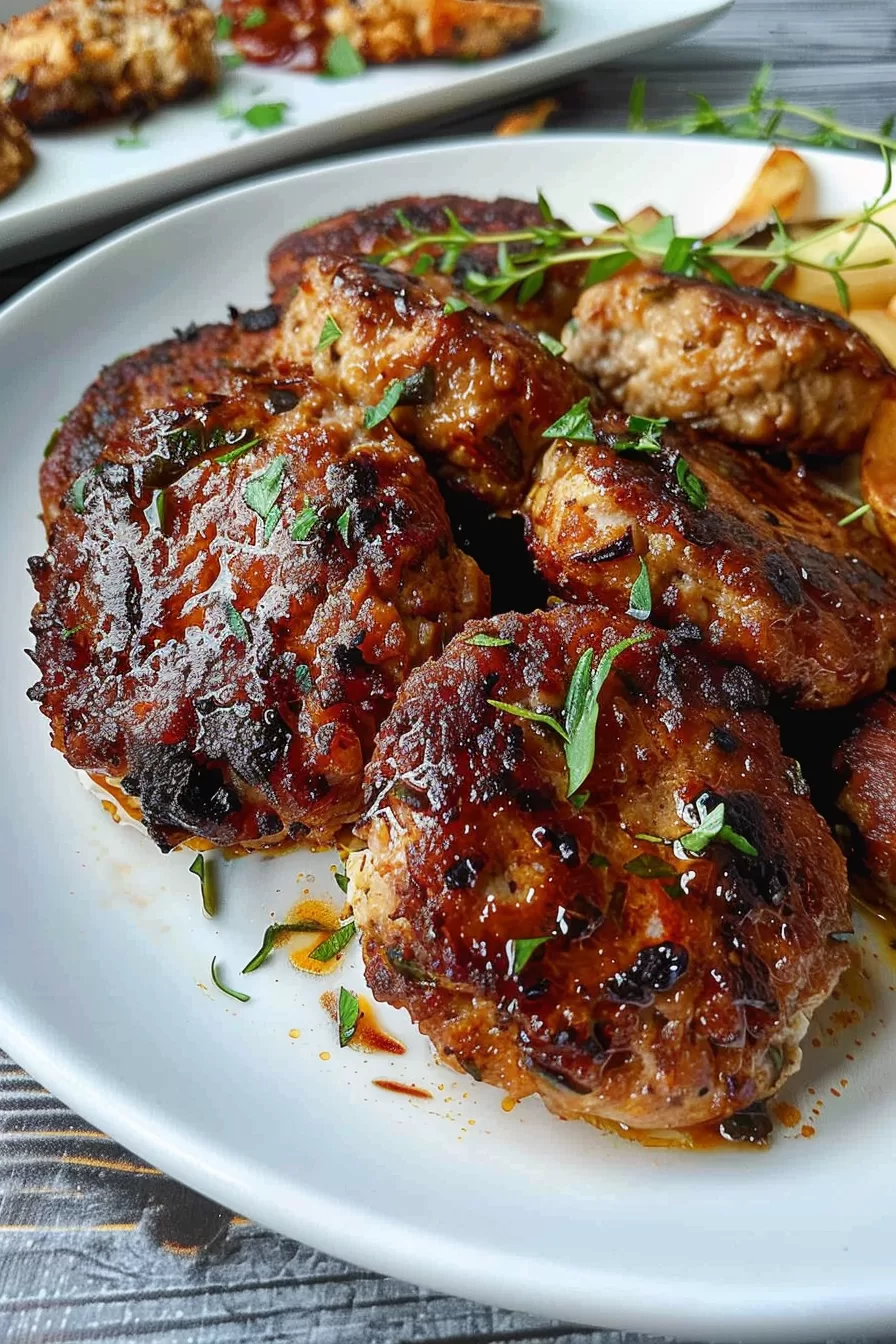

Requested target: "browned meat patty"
[
  {"left": 0, "top": 106, "right": 33, "bottom": 197},
  {"left": 524, "top": 408, "right": 896, "bottom": 710},
  {"left": 275, "top": 254, "right": 596, "bottom": 510},
  {"left": 268, "top": 194, "right": 583, "bottom": 336},
  {"left": 349, "top": 603, "right": 850, "bottom": 1130},
  {"left": 29, "top": 374, "right": 488, "bottom": 851},
  {"left": 0, "top": 0, "right": 218, "bottom": 129},
  {"left": 563, "top": 269, "right": 893, "bottom": 457},
  {"left": 837, "top": 691, "right": 896, "bottom": 904},
  {"left": 40, "top": 307, "right": 278, "bottom": 526}
]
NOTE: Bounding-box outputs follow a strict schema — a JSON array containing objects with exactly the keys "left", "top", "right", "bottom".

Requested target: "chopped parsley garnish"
[
  {"left": 316, "top": 314, "right": 342, "bottom": 350},
  {"left": 587, "top": 852, "right": 609, "bottom": 869},
  {"left": 627, "top": 557, "right": 651, "bottom": 621},
  {"left": 210, "top": 957, "right": 250, "bottom": 1002},
  {"left": 243, "top": 455, "right": 287, "bottom": 533},
  {"left": 309, "top": 920, "right": 356, "bottom": 964},
  {"left": 411, "top": 254, "right": 435, "bottom": 276},
  {"left": 624, "top": 854, "right": 678, "bottom": 879},
  {"left": 189, "top": 853, "right": 216, "bottom": 918},
  {"left": 486, "top": 700, "right": 569, "bottom": 739},
  {"left": 537, "top": 331, "right": 565, "bottom": 357},
  {"left": 221, "top": 51, "right": 245, "bottom": 69},
  {"left": 443, "top": 295, "right": 470, "bottom": 315},
  {"left": 335, "top": 507, "right": 351, "bottom": 545},
  {"left": 334, "top": 871, "right": 350, "bottom": 895},
  {"left": 324, "top": 34, "right": 366, "bottom": 78},
  {"left": 224, "top": 602, "right": 250, "bottom": 643},
  {"left": 263, "top": 504, "right": 282, "bottom": 544},
  {"left": 294, "top": 662, "right": 313, "bottom": 692},
  {"left": 675, "top": 456, "right": 708, "bottom": 510},
  {"left": 242, "top": 919, "right": 332, "bottom": 973},
  {"left": 244, "top": 101, "right": 288, "bottom": 129},
  {"left": 464, "top": 633, "right": 514, "bottom": 647},
  {"left": 215, "top": 12, "right": 233, "bottom": 38},
  {"left": 291, "top": 498, "right": 322, "bottom": 542},
  {"left": 43, "top": 427, "right": 60, "bottom": 459},
  {"left": 568, "top": 789, "right": 590, "bottom": 809},
  {"left": 838, "top": 502, "right": 871, "bottom": 527},
  {"left": 61, "top": 624, "right": 85, "bottom": 640},
  {"left": 215, "top": 432, "right": 262, "bottom": 465},
  {"left": 676, "top": 797, "right": 758, "bottom": 857},
  {"left": 510, "top": 936, "right": 550, "bottom": 975},
  {"left": 563, "top": 634, "right": 650, "bottom": 796},
  {"left": 542, "top": 396, "right": 595, "bottom": 443},
  {"left": 69, "top": 470, "right": 93, "bottom": 515},
  {"left": 116, "top": 128, "right": 147, "bottom": 149},
  {"left": 242, "top": 6, "right": 267, "bottom": 27},
  {"left": 616, "top": 414, "right": 668, "bottom": 454},
  {"left": 363, "top": 379, "right": 404, "bottom": 428},
  {"left": 337, "top": 986, "right": 360, "bottom": 1046},
  {"left": 155, "top": 489, "right": 167, "bottom": 534}
]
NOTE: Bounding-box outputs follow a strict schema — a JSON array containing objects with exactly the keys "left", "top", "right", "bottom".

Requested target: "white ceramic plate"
[
  {"left": 0, "top": 0, "right": 731, "bottom": 265},
  {"left": 1, "top": 134, "right": 895, "bottom": 1344}
]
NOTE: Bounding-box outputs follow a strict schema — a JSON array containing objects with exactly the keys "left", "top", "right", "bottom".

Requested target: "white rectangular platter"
[{"left": 0, "top": 0, "right": 730, "bottom": 265}]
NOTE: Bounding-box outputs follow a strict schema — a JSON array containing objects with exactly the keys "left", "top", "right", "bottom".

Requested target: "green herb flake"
[
  {"left": 262, "top": 503, "right": 282, "bottom": 544},
  {"left": 224, "top": 602, "right": 250, "bottom": 643},
  {"left": 675, "top": 456, "right": 708, "bottom": 510},
  {"left": 335, "top": 507, "right": 351, "bottom": 545},
  {"left": 676, "top": 798, "right": 758, "bottom": 858},
  {"left": 324, "top": 33, "right": 366, "bottom": 78},
  {"left": 487, "top": 700, "right": 568, "bottom": 740},
  {"left": 243, "top": 919, "right": 333, "bottom": 973},
  {"left": 309, "top": 919, "right": 356, "bottom": 964},
  {"left": 363, "top": 379, "right": 405, "bottom": 429},
  {"left": 291, "top": 498, "right": 322, "bottom": 542},
  {"left": 221, "top": 51, "right": 245, "bottom": 69},
  {"left": 464, "top": 633, "right": 514, "bottom": 648},
  {"left": 624, "top": 854, "right": 678, "bottom": 880},
  {"left": 563, "top": 634, "right": 650, "bottom": 797},
  {"left": 838, "top": 502, "right": 871, "bottom": 527},
  {"left": 243, "top": 101, "right": 288, "bottom": 130},
  {"left": 243, "top": 454, "right": 287, "bottom": 523},
  {"left": 189, "top": 852, "right": 217, "bottom": 918},
  {"left": 542, "top": 396, "right": 595, "bottom": 443},
  {"left": 316, "top": 313, "right": 343, "bottom": 351},
  {"left": 116, "top": 129, "right": 147, "bottom": 149},
  {"left": 334, "top": 871, "right": 350, "bottom": 895},
  {"left": 616, "top": 414, "right": 668, "bottom": 455},
  {"left": 537, "top": 331, "right": 566, "bottom": 357},
  {"left": 69, "top": 470, "right": 93, "bottom": 515},
  {"left": 588, "top": 853, "right": 609, "bottom": 869},
  {"left": 568, "top": 789, "right": 590, "bottom": 809},
  {"left": 215, "top": 12, "right": 233, "bottom": 38},
  {"left": 155, "top": 489, "right": 167, "bottom": 534},
  {"left": 242, "top": 6, "right": 267, "bottom": 26},
  {"left": 215, "top": 432, "right": 262, "bottom": 465},
  {"left": 510, "top": 936, "right": 550, "bottom": 975},
  {"left": 337, "top": 986, "right": 361, "bottom": 1046},
  {"left": 61, "top": 623, "right": 85, "bottom": 640},
  {"left": 294, "top": 662, "right": 313, "bottom": 692},
  {"left": 211, "top": 956, "right": 250, "bottom": 1002},
  {"left": 627, "top": 557, "right": 652, "bottom": 621},
  {"left": 443, "top": 295, "right": 470, "bottom": 315},
  {"left": 43, "top": 427, "right": 60, "bottom": 459}
]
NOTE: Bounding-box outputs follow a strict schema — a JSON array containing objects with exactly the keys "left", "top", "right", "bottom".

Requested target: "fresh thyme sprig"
[
  {"left": 375, "top": 101, "right": 896, "bottom": 313},
  {"left": 628, "top": 64, "right": 896, "bottom": 157}
]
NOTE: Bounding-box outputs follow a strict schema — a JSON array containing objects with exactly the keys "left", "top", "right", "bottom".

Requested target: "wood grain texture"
[{"left": 3, "top": 1, "right": 896, "bottom": 1338}]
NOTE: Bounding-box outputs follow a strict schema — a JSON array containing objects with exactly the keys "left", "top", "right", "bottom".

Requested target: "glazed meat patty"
[
  {"left": 837, "top": 691, "right": 896, "bottom": 903},
  {"left": 349, "top": 604, "right": 850, "bottom": 1130},
  {"left": 0, "top": 106, "right": 33, "bottom": 198},
  {"left": 29, "top": 375, "right": 488, "bottom": 851},
  {"left": 40, "top": 308, "right": 278, "bottom": 526},
  {"left": 563, "top": 269, "right": 893, "bottom": 457},
  {"left": 269, "top": 194, "right": 583, "bottom": 336},
  {"left": 0, "top": 0, "right": 217, "bottom": 129},
  {"left": 525, "top": 408, "right": 896, "bottom": 709},
  {"left": 276, "top": 254, "right": 596, "bottom": 509}
]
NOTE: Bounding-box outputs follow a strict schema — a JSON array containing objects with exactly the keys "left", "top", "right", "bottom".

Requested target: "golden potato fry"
[
  {"left": 781, "top": 202, "right": 896, "bottom": 315},
  {"left": 862, "top": 394, "right": 896, "bottom": 550},
  {"left": 845, "top": 309, "right": 896, "bottom": 367},
  {"left": 710, "top": 147, "right": 809, "bottom": 241},
  {"left": 494, "top": 97, "right": 558, "bottom": 136}
]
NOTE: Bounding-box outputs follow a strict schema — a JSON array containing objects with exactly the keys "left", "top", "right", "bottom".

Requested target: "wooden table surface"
[{"left": 3, "top": 2, "right": 895, "bottom": 1340}]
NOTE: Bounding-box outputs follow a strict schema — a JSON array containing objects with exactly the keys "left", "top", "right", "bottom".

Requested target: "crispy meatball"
[
  {"left": 225, "top": 0, "right": 541, "bottom": 68},
  {"left": 524, "top": 408, "right": 896, "bottom": 709},
  {"left": 0, "top": 106, "right": 33, "bottom": 197},
  {"left": 563, "top": 269, "right": 893, "bottom": 457},
  {"left": 349, "top": 604, "right": 850, "bottom": 1130},
  {"left": 837, "top": 691, "right": 896, "bottom": 904},
  {"left": 269, "top": 194, "right": 582, "bottom": 336},
  {"left": 0, "top": 0, "right": 217, "bottom": 130},
  {"left": 275, "top": 254, "right": 596, "bottom": 509},
  {"left": 29, "top": 375, "right": 489, "bottom": 851},
  {"left": 40, "top": 309, "right": 278, "bottom": 526}
]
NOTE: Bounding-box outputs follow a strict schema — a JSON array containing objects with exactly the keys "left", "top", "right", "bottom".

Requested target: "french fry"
[
  {"left": 710, "top": 148, "right": 810, "bottom": 241},
  {"left": 862, "top": 394, "right": 896, "bottom": 551},
  {"left": 844, "top": 309, "right": 896, "bottom": 367},
  {"left": 494, "top": 98, "right": 558, "bottom": 136},
  {"left": 779, "top": 201, "right": 896, "bottom": 314}
]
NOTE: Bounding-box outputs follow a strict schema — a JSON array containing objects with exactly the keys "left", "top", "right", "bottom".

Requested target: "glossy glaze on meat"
[
  {"left": 276, "top": 254, "right": 596, "bottom": 509},
  {"left": 40, "top": 310, "right": 278, "bottom": 525},
  {"left": 268, "top": 193, "right": 583, "bottom": 335},
  {"left": 0, "top": 0, "right": 217, "bottom": 129},
  {"left": 525, "top": 408, "right": 896, "bottom": 709},
  {"left": 350, "top": 604, "right": 850, "bottom": 1129},
  {"left": 29, "top": 375, "right": 488, "bottom": 851},
  {"left": 837, "top": 691, "right": 896, "bottom": 903},
  {"left": 563, "top": 270, "right": 893, "bottom": 457}
]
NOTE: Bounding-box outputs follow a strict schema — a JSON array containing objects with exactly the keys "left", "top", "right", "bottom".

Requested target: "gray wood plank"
[{"left": 2, "top": 2, "right": 894, "bottom": 1340}]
